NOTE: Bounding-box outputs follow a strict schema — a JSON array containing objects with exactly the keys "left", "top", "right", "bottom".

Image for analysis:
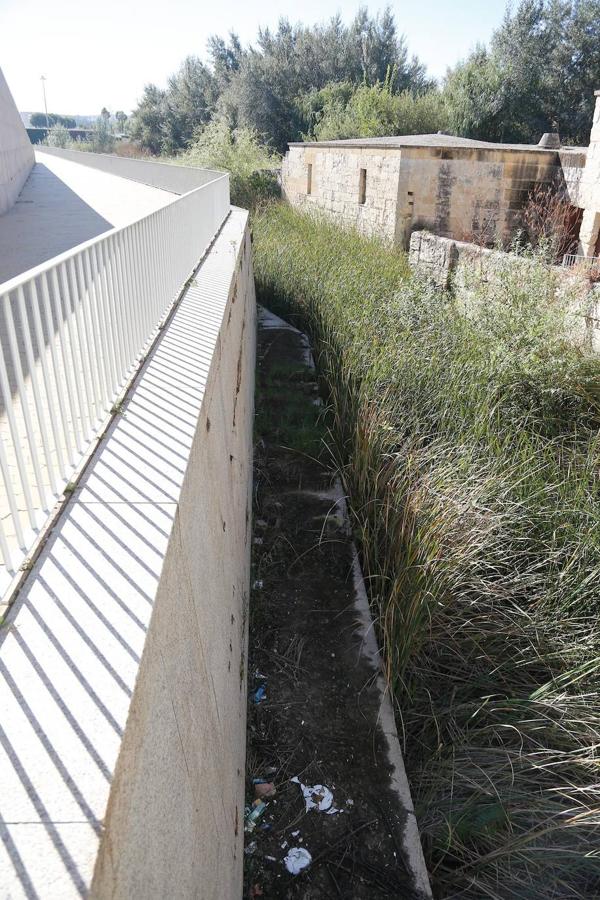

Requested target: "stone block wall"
[
  {"left": 281, "top": 145, "right": 403, "bottom": 241},
  {"left": 0, "top": 67, "right": 34, "bottom": 216},
  {"left": 282, "top": 142, "right": 563, "bottom": 250},
  {"left": 397, "top": 146, "right": 559, "bottom": 248}
]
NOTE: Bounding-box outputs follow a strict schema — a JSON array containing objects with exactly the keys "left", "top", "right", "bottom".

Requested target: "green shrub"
[
  {"left": 301, "top": 77, "right": 448, "bottom": 141},
  {"left": 177, "top": 120, "right": 280, "bottom": 208},
  {"left": 43, "top": 123, "right": 72, "bottom": 149},
  {"left": 252, "top": 202, "right": 600, "bottom": 898}
]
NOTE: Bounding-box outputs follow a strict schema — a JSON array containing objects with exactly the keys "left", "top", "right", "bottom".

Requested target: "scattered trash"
[
  {"left": 265, "top": 855, "right": 276, "bottom": 862},
  {"left": 291, "top": 776, "right": 334, "bottom": 812},
  {"left": 253, "top": 537, "right": 264, "bottom": 545},
  {"left": 252, "top": 685, "right": 267, "bottom": 704},
  {"left": 255, "top": 518, "right": 268, "bottom": 528},
  {"left": 254, "top": 670, "right": 267, "bottom": 680},
  {"left": 280, "top": 841, "right": 288, "bottom": 849},
  {"left": 254, "top": 781, "right": 276, "bottom": 799},
  {"left": 244, "top": 800, "right": 267, "bottom": 832},
  {"left": 291, "top": 830, "right": 300, "bottom": 837},
  {"left": 264, "top": 765, "right": 277, "bottom": 775},
  {"left": 244, "top": 841, "right": 257, "bottom": 856},
  {"left": 253, "top": 580, "right": 264, "bottom": 590},
  {"left": 284, "top": 847, "right": 312, "bottom": 875}
]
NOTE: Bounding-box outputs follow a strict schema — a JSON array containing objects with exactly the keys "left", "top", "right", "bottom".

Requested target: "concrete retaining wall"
[
  {"left": 0, "top": 209, "right": 256, "bottom": 898},
  {"left": 38, "top": 146, "right": 224, "bottom": 195},
  {"left": 0, "top": 67, "right": 34, "bottom": 215}
]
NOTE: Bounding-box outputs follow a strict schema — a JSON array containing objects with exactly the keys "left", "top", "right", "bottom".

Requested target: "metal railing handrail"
[
  {"left": 36, "top": 146, "right": 224, "bottom": 196},
  {"left": 0, "top": 172, "right": 227, "bottom": 297},
  {"left": 0, "top": 169, "right": 230, "bottom": 591},
  {"left": 562, "top": 253, "right": 600, "bottom": 269}
]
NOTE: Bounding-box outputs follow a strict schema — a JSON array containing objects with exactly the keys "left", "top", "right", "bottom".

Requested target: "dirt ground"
[{"left": 243, "top": 309, "right": 423, "bottom": 899}]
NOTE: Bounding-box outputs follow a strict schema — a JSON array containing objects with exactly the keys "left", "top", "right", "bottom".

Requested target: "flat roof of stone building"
[{"left": 288, "top": 133, "right": 587, "bottom": 154}]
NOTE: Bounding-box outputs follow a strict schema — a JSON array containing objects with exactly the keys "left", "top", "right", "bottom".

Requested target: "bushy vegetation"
[
  {"left": 300, "top": 74, "right": 448, "bottom": 142},
  {"left": 44, "top": 123, "right": 71, "bottom": 148},
  {"left": 30, "top": 112, "right": 76, "bottom": 128},
  {"left": 128, "top": 1, "right": 600, "bottom": 157},
  {"left": 251, "top": 202, "right": 600, "bottom": 898},
  {"left": 177, "top": 121, "right": 280, "bottom": 208}
]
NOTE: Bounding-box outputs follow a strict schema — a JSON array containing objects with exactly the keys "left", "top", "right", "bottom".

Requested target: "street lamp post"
[{"left": 40, "top": 76, "right": 49, "bottom": 129}]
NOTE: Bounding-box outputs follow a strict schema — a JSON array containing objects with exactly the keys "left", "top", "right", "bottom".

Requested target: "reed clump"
[{"left": 252, "top": 202, "right": 600, "bottom": 898}]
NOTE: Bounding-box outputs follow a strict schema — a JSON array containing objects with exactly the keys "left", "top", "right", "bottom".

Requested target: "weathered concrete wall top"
[{"left": 0, "top": 66, "right": 34, "bottom": 216}]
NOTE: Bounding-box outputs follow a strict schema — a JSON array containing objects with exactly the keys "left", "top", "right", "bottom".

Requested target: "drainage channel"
[{"left": 243, "top": 307, "right": 431, "bottom": 899}]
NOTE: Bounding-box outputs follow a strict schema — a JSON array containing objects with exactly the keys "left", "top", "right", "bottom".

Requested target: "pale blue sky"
[{"left": 1, "top": 0, "right": 512, "bottom": 115}]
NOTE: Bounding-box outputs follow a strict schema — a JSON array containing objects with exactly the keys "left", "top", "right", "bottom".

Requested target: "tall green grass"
[{"left": 252, "top": 202, "right": 600, "bottom": 898}]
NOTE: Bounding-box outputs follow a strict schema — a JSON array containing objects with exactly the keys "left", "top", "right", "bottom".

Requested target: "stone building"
[{"left": 281, "top": 93, "right": 600, "bottom": 257}]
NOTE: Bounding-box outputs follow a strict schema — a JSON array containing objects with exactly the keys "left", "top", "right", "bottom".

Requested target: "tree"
[
  {"left": 129, "top": 6, "right": 432, "bottom": 153},
  {"left": 45, "top": 123, "right": 71, "bottom": 148},
  {"left": 115, "top": 110, "right": 128, "bottom": 132},
  {"left": 444, "top": 0, "right": 600, "bottom": 144},
  {"left": 162, "top": 56, "right": 217, "bottom": 151},
  {"left": 303, "top": 77, "right": 448, "bottom": 141},
  {"left": 31, "top": 112, "right": 76, "bottom": 128},
  {"left": 93, "top": 114, "right": 115, "bottom": 152},
  {"left": 128, "top": 84, "right": 168, "bottom": 154}
]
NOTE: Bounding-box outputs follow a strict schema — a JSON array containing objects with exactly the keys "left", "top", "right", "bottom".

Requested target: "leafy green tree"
[
  {"left": 45, "top": 123, "right": 71, "bottom": 148},
  {"left": 93, "top": 114, "right": 115, "bottom": 152},
  {"left": 31, "top": 112, "right": 76, "bottom": 128},
  {"left": 302, "top": 74, "right": 448, "bottom": 141},
  {"left": 129, "top": 6, "right": 432, "bottom": 153},
  {"left": 162, "top": 56, "right": 217, "bottom": 151},
  {"left": 115, "top": 110, "right": 128, "bottom": 132},
  {"left": 128, "top": 84, "right": 168, "bottom": 153},
  {"left": 445, "top": 0, "right": 600, "bottom": 144},
  {"left": 180, "top": 119, "right": 280, "bottom": 207}
]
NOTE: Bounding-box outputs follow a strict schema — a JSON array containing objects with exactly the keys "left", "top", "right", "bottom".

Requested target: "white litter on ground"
[
  {"left": 284, "top": 847, "right": 312, "bottom": 875},
  {"left": 291, "top": 776, "right": 340, "bottom": 813}
]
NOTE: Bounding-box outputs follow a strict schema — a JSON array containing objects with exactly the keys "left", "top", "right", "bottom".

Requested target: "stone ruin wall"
[{"left": 409, "top": 229, "right": 600, "bottom": 352}]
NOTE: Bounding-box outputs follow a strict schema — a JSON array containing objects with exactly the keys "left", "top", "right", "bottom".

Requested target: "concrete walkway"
[{"left": 0, "top": 150, "right": 176, "bottom": 285}]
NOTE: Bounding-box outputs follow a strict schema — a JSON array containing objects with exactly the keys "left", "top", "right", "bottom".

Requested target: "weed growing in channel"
[{"left": 251, "top": 201, "right": 600, "bottom": 898}]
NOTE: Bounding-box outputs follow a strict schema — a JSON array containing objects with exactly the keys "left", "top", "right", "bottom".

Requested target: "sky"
[{"left": 0, "top": 0, "right": 512, "bottom": 116}]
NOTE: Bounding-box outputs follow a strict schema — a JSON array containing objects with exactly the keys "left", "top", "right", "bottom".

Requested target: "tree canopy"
[{"left": 128, "top": 1, "right": 600, "bottom": 156}]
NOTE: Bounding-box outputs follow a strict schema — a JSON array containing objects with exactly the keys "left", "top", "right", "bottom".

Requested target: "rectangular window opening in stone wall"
[
  {"left": 307, "top": 163, "right": 312, "bottom": 195},
  {"left": 359, "top": 168, "right": 367, "bottom": 205}
]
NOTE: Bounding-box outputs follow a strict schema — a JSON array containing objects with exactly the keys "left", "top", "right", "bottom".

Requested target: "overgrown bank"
[{"left": 251, "top": 203, "right": 600, "bottom": 898}]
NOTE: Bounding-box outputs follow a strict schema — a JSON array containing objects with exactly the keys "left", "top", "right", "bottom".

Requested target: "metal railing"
[
  {"left": 0, "top": 170, "right": 229, "bottom": 588},
  {"left": 562, "top": 253, "right": 600, "bottom": 271}
]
